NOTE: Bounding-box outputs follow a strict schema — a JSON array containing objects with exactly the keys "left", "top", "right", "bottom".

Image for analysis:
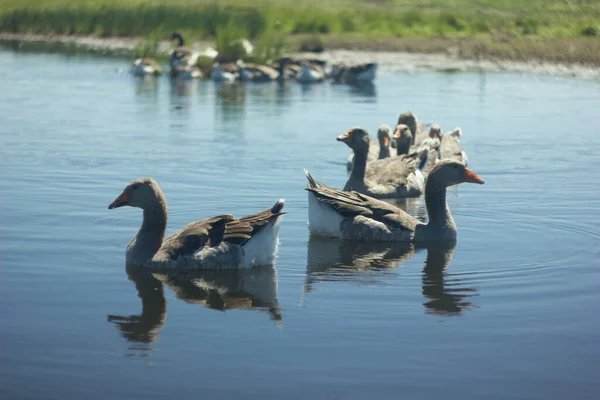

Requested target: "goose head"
[
  {"left": 429, "top": 160, "right": 485, "bottom": 188},
  {"left": 377, "top": 124, "right": 392, "bottom": 148},
  {"left": 108, "top": 178, "right": 162, "bottom": 210},
  {"left": 337, "top": 127, "right": 370, "bottom": 153},
  {"left": 429, "top": 124, "right": 442, "bottom": 139},
  {"left": 397, "top": 110, "right": 418, "bottom": 137},
  {"left": 393, "top": 124, "right": 412, "bottom": 155}
]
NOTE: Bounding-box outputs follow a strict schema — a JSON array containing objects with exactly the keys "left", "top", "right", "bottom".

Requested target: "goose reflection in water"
[
  {"left": 304, "top": 236, "right": 477, "bottom": 315},
  {"left": 421, "top": 240, "right": 478, "bottom": 316},
  {"left": 108, "top": 263, "right": 282, "bottom": 350}
]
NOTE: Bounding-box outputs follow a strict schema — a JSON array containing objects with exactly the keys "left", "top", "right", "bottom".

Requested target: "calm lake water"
[{"left": 1, "top": 49, "right": 599, "bottom": 399}]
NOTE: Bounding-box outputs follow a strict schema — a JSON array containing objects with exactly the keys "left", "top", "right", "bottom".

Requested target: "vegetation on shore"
[{"left": 0, "top": 0, "right": 599, "bottom": 65}]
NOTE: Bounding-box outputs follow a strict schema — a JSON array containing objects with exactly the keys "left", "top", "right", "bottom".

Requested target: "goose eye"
[{"left": 132, "top": 185, "right": 138, "bottom": 191}]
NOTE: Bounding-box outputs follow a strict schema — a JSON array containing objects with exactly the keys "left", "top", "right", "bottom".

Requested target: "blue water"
[{"left": 1, "top": 49, "right": 600, "bottom": 399}]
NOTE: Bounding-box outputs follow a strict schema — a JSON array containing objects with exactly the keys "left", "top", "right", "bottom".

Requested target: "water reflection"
[
  {"left": 348, "top": 81, "right": 377, "bottom": 98},
  {"left": 421, "top": 241, "right": 478, "bottom": 316},
  {"left": 304, "top": 237, "right": 477, "bottom": 315},
  {"left": 305, "top": 236, "right": 415, "bottom": 290},
  {"left": 107, "top": 264, "right": 166, "bottom": 351},
  {"left": 169, "top": 78, "right": 197, "bottom": 99},
  {"left": 108, "top": 263, "right": 281, "bottom": 353},
  {"left": 133, "top": 76, "right": 159, "bottom": 97},
  {"left": 214, "top": 82, "right": 247, "bottom": 122}
]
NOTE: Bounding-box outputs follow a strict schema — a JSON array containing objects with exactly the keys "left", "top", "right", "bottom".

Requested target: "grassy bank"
[{"left": 1, "top": 0, "right": 599, "bottom": 64}]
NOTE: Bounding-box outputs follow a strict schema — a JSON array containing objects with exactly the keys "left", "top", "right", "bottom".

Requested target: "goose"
[
  {"left": 296, "top": 61, "right": 325, "bottom": 84},
  {"left": 236, "top": 60, "right": 279, "bottom": 82},
  {"left": 417, "top": 123, "right": 443, "bottom": 157},
  {"left": 272, "top": 57, "right": 301, "bottom": 81},
  {"left": 393, "top": 124, "right": 413, "bottom": 156},
  {"left": 440, "top": 127, "right": 468, "bottom": 166},
  {"left": 171, "top": 64, "right": 203, "bottom": 80},
  {"left": 339, "top": 127, "right": 429, "bottom": 198},
  {"left": 108, "top": 178, "right": 285, "bottom": 269},
  {"left": 397, "top": 110, "right": 433, "bottom": 146},
  {"left": 210, "top": 62, "right": 236, "bottom": 82},
  {"left": 303, "top": 159, "right": 484, "bottom": 243},
  {"left": 346, "top": 124, "right": 395, "bottom": 171},
  {"left": 169, "top": 32, "right": 193, "bottom": 65},
  {"left": 169, "top": 32, "right": 202, "bottom": 79},
  {"left": 329, "top": 62, "right": 378, "bottom": 84},
  {"left": 130, "top": 58, "right": 162, "bottom": 77}
]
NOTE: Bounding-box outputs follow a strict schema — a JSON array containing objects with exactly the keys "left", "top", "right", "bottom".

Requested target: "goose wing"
[{"left": 304, "top": 170, "right": 419, "bottom": 230}]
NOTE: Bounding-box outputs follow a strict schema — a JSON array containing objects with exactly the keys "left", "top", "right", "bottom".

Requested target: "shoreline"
[{"left": 1, "top": 32, "right": 599, "bottom": 80}]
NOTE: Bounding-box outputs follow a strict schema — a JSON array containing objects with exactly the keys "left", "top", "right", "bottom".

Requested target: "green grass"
[
  {"left": 1, "top": 0, "right": 598, "bottom": 39},
  {"left": 0, "top": 0, "right": 599, "bottom": 64}
]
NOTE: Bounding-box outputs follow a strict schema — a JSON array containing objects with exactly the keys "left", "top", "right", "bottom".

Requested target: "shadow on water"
[
  {"left": 304, "top": 236, "right": 477, "bottom": 316},
  {"left": 108, "top": 263, "right": 281, "bottom": 353}
]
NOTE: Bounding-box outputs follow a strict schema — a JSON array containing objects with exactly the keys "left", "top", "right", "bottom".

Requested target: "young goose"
[
  {"left": 345, "top": 124, "right": 394, "bottom": 171},
  {"left": 304, "top": 160, "right": 484, "bottom": 243},
  {"left": 130, "top": 58, "right": 162, "bottom": 77},
  {"left": 108, "top": 178, "right": 285, "bottom": 269},
  {"left": 340, "top": 127, "right": 428, "bottom": 199}
]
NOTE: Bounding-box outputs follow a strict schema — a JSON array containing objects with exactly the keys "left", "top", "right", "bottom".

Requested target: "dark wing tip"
[{"left": 271, "top": 199, "right": 285, "bottom": 214}]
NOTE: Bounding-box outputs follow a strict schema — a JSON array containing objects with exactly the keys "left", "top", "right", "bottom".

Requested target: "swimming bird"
[
  {"left": 210, "top": 62, "right": 236, "bottom": 82},
  {"left": 329, "top": 62, "right": 378, "bottom": 84},
  {"left": 393, "top": 124, "right": 413, "bottom": 156},
  {"left": 108, "top": 178, "right": 285, "bottom": 269},
  {"left": 236, "top": 60, "right": 279, "bottom": 82},
  {"left": 130, "top": 58, "right": 162, "bottom": 77},
  {"left": 346, "top": 124, "right": 395, "bottom": 171},
  {"left": 440, "top": 127, "right": 468, "bottom": 166},
  {"left": 340, "top": 127, "right": 429, "bottom": 199},
  {"left": 304, "top": 160, "right": 484, "bottom": 243},
  {"left": 169, "top": 32, "right": 202, "bottom": 79},
  {"left": 296, "top": 61, "right": 325, "bottom": 84},
  {"left": 397, "top": 110, "right": 433, "bottom": 146}
]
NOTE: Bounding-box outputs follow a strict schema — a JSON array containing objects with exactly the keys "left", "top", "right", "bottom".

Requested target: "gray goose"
[
  {"left": 304, "top": 160, "right": 484, "bottom": 243},
  {"left": 397, "top": 110, "right": 432, "bottom": 147},
  {"left": 108, "top": 178, "right": 285, "bottom": 269},
  {"left": 346, "top": 124, "right": 395, "bottom": 171},
  {"left": 340, "top": 127, "right": 428, "bottom": 199},
  {"left": 440, "top": 127, "right": 468, "bottom": 166}
]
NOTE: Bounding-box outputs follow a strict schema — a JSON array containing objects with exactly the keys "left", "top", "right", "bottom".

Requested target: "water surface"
[{"left": 1, "top": 49, "right": 600, "bottom": 399}]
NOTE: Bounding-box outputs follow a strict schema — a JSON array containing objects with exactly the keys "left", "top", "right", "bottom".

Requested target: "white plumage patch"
[
  {"left": 307, "top": 191, "right": 343, "bottom": 238},
  {"left": 241, "top": 213, "right": 284, "bottom": 268}
]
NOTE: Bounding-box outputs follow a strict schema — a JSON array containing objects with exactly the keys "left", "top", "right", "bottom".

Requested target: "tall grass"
[{"left": 1, "top": 0, "right": 598, "bottom": 40}]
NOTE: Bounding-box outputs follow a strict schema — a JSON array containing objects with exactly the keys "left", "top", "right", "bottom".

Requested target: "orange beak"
[
  {"left": 336, "top": 130, "right": 353, "bottom": 143},
  {"left": 382, "top": 135, "right": 389, "bottom": 147},
  {"left": 108, "top": 191, "right": 129, "bottom": 209},
  {"left": 394, "top": 129, "right": 401, "bottom": 139},
  {"left": 464, "top": 168, "right": 485, "bottom": 184}
]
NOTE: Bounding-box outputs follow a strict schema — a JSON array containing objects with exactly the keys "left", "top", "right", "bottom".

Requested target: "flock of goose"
[
  {"left": 131, "top": 32, "right": 378, "bottom": 85},
  {"left": 109, "top": 103, "right": 484, "bottom": 269}
]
